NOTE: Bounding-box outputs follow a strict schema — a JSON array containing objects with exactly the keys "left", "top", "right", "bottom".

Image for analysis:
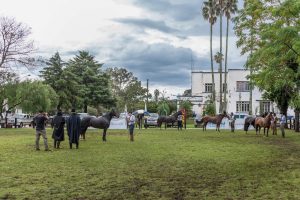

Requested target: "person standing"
[
  {"left": 177, "top": 111, "right": 183, "bottom": 131},
  {"left": 229, "top": 112, "right": 235, "bottom": 132},
  {"left": 271, "top": 113, "right": 278, "bottom": 135},
  {"left": 51, "top": 110, "right": 65, "bottom": 149},
  {"left": 34, "top": 110, "right": 49, "bottom": 151},
  {"left": 67, "top": 109, "right": 81, "bottom": 149},
  {"left": 127, "top": 111, "right": 135, "bottom": 142},
  {"left": 280, "top": 113, "right": 286, "bottom": 138}
]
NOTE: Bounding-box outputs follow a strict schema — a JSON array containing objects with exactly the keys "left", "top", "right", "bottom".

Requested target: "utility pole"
[{"left": 146, "top": 79, "right": 149, "bottom": 105}]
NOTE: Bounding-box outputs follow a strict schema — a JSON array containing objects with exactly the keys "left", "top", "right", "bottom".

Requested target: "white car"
[{"left": 8, "top": 113, "right": 34, "bottom": 128}]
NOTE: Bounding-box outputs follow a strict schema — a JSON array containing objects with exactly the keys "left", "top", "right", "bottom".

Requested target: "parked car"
[
  {"left": 144, "top": 113, "right": 159, "bottom": 128},
  {"left": 8, "top": 113, "right": 34, "bottom": 128},
  {"left": 78, "top": 113, "right": 89, "bottom": 119}
]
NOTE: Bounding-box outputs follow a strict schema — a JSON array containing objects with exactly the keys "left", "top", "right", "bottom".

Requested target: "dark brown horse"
[
  {"left": 244, "top": 116, "right": 256, "bottom": 134},
  {"left": 80, "top": 109, "right": 119, "bottom": 141},
  {"left": 157, "top": 111, "right": 181, "bottom": 129},
  {"left": 198, "top": 112, "right": 230, "bottom": 132},
  {"left": 254, "top": 112, "right": 273, "bottom": 136}
]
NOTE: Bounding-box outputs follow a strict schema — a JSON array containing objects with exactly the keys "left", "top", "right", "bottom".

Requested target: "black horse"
[
  {"left": 80, "top": 109, "right": 119, "bottom": 142},
  {"left": 157, "top": 111, "right": 181, "bottom": 129},
  {"left": 244, "top": 116, "right": 256, "bottom": 134}
]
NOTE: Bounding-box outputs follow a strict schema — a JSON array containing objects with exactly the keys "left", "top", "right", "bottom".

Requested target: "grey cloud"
[
  {"left": 114, "top": 0, "right": 237, "bottom": 38},
  {"left": 132, "top": 0, "right": 202, "bottom": 22},
  {"left": 114, "top": 18, "right": 179, "bottom": 34},
  {"left": 99, "top": 39, "right": 211, "bottom": 88}
]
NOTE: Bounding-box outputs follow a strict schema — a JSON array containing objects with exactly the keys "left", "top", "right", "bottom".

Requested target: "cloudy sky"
[{"left": 1, "top": 0, "right": 246, "bottom": 96}]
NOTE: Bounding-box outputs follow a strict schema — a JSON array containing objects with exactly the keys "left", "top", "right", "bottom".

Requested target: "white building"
[{"left": 190, "top": 69, "right": 294, "bottom": 116}]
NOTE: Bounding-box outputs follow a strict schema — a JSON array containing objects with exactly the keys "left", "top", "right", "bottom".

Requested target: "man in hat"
[
  {"left": 67, "top": 108, "right": 81, "bottom": 149},
  {"left": 51, "top": 110, "right": 65, "bottom": 149}
]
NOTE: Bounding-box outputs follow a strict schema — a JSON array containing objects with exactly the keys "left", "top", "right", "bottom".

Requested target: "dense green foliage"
[
  {"left": 106, "top": 67, "right": 147, "bottom": 112},
  {"left": 234, "top": 0, "right": 300, "bottom": 131},
  {"left": 1, "top": 128, "right": 300, "bottom": 199},
  {"left": 40, "top": 51, "right": 115, "bottom": 113}
]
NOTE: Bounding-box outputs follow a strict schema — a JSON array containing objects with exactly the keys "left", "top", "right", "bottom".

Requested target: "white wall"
[{"left": 191, "top": 69, "right": 295, "bottom": 116}]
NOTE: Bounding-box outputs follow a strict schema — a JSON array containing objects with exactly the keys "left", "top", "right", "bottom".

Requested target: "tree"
[
  {"left": 180, "top": 100, "right": 193, "bottom": 117},
  {"left": 214, "top": 51, "right": 224, "bottom": 112},
  {"left": 16, "top": 81, "right": 58, "bottom": 113},
  {"left": 216, "top": 0, "right": 225, "bottom": 113},
  {"left": 235, "top": 0, "right": 300, "bottom": 131},
  {"left": 157, "top": 101, "right": 170, "bottom": 116},
  {"left": 183, "top": 89, "right": 191, "bottom": 96},
  {"left": 40, "top": 52, "right": 65, "bottom": 110},
  {"left": 67, "top": 51, "right": 115, "bottom": 112},
  {"left": 233, "top": 0, "right": 265, "bottom": 114},
  {"left": 202, "top": 0, "right": 217, "bottom": 104},
  {"left": 154, "top": 89, "right": 160, "bottom": 103},
  {"left": 223, "top": 0, "right": 238, "bottom": 110},
  {"left": 106, "top": 67, "right": 147, "bottom": 112},
  {"left": 0, "top": 17, "right": 35, "bottom": 70}
]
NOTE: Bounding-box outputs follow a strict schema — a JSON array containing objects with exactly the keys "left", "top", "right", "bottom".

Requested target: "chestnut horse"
[
  {"left": 198, "top": 112, "right": 230, "bottom": 132},
  {"left": 254, "top": 112, "right": 273, "bottom": 136}
]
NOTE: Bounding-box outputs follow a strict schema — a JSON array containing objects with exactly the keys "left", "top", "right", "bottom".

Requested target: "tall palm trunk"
[
  {"left": 249, "top": 28, "right": 254, "bottom": 115},
  {"left": 210, "top": 23, "right": 216, "bottom": 105},
  {"left": 224, "top": 16, "right": 229, "bottom": 112},
  {"left": 219, "top": 7, "right": 223, "bottom": 113}
]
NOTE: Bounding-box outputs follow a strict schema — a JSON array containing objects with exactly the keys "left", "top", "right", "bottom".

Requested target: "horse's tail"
[
  {"left": 244, "top": 121, "right": 249, "bottom": 132},
  {"left": 198, "top": 118, "right": 204, "bottom": 124}
]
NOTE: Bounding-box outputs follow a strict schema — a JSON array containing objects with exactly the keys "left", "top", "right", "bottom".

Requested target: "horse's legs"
[
  {"left": 203, "top": 122, "right": 207, "bottom": 131},
  {"left": 266, "top": 127, "right": 269, "bottom": 137},
  {"left": 102, "top": 129, "right": 107, "bottom": 142},
  {"left": 255, "top": 125, "right": 258, "bottom": 135}
]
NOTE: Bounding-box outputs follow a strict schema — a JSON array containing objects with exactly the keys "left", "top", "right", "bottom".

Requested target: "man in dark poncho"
[
  {"left": 67, "top": 108, "right": 81, "bottom": 149},
  {"left": 51, "top": 110, "right": 65, "bottom": 149}
]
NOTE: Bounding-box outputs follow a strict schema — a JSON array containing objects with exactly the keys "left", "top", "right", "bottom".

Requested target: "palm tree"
[
  {"left": 216, "top": 0, "right": 225, "bottom": 113},
  {"left": 202, "top": 0, "right": 217, "bottom": 105},
  {"left": 223, "top": 0, "right": 238, "bottom": 111},
  {"left": 214, "top": 52, "right": 224, "bottom": 112}
]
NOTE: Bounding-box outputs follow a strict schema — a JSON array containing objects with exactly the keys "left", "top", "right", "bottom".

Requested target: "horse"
[
  {"left": 157, "top": 111, "right": 181, "bottom": 129},
  {"left": 254, "top": 112, "right": 273, "bottom": 136},
  {"left": 198, "top": 112, "right": 230, "bottom": 132},
  {"left": 80, "top": 109, "right": 119, "bottom": 142},
  {"left": 244, "top": 116, "right": 256, "bottom": 134}
]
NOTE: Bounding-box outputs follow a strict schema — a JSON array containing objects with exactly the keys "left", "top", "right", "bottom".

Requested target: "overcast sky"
[{"left": 1, "top": 0, "right": 246, "bottom": 96}]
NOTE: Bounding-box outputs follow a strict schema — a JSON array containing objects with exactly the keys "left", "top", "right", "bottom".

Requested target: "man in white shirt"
[{"left": 127, "top": 111, "right": 136, "bottom": 142}]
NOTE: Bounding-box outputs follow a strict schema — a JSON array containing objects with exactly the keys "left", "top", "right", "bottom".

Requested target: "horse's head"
[
  {"left": 222, "top": 111, "right": 231, "bottom": 120},
  {"left": 110, "top": 109, "right": 119, "bottom": 118},
  {"left": 266, "top": 112, "right": 274, "bottom": 121}
]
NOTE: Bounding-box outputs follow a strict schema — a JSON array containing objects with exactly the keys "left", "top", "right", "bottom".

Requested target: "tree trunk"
[
  {"left": 295, "top": 109, "right": 299, "bottom": 132},
  {"left": 219, "top": 11, "right": 223, "bottom": 113},
  {"left": 84, "top": 103, "right": 88, "bottom": 113},
  {"left": 210, "top": 23, "right": 216, "bottom": 112},
  {"left": 224, "top": 17, "right": 229, "bottom": 112}
]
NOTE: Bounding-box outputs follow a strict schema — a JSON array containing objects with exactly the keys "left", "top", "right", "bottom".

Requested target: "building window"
[
  {"left": 236, "top": 101, "right": 250, "bottom": 113},
  {"left": 205, "top": 83, "right": 213, "bottom": 93},
  {"left": 236, "top": 81, "right": 250, "bottom": 92},
  {"left": 260, "top": 101, "right": 271, "bottom": 114}
]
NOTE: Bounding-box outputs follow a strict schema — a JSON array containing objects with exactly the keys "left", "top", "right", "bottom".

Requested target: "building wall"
[
  {"left": 227, "top": 69, "right": 262, "bottom": 115},
  {"left": 191, "top": 69, "right": 295, "bottom": 116}
]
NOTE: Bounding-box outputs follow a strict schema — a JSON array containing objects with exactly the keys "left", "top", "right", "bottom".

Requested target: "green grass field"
[{"left": 1, "top": 127, "right": 300, "bottom": 200}]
